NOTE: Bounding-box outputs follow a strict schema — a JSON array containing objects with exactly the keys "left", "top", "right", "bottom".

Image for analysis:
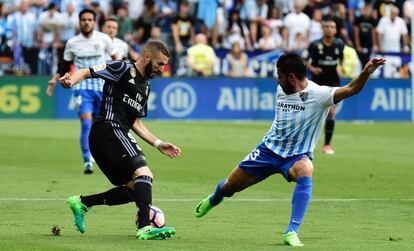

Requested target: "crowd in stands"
[{"left": 0, "top": 0, "right": 412, "bottom": 77}]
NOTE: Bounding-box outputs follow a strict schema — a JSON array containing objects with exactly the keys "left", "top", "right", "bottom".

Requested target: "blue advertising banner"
[{"left": 55, "top": 77, "right": 412, "bottom": 121}]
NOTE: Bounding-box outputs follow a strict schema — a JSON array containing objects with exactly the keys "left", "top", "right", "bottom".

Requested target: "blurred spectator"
[
  {"left": 60, "top": 0, "right": 84, "bottom": 13},
  {"left": 309, "top": 9, "right": 323, "bottom": 43},
  {"left": 289, "top": 32, "right": 307, "bottom": 54},
  {"left": 223, "top": 42, "right": 250, "bottom": 77},
  {"left": 376, "top": 5, "right": 409, "bottom": 53},
  {"left": 274, "top": 0, "right": 294, "bottom": 16},
  {"left": 0, "top": 2, "right": 12, "bottom": 58},
  {"left": 224, "top": 9, "right": 252, "bottom": 51},
  {"left": 114, "top": 6, "right": 133, "bottom": 43},
  {"left": 246, "top": 0, "right": 268, "bottom": 47},
  {"left": 283, "top": 0, "right": 310, "bottom": 51},
  {"left": 197, "top": 0, "right": 219, "bottom": 36},
  {"left": 373, "top": 0, "right": 398, "bottom": 20},
  {"left": 128, "top": 0, "right": 144, "bottom": 20},
  {"left": 347, "top": 0, "right": 365, "bottom": 24},
  {"left": 134, "top": 0, "right": 158, "bottom": 45},
  {"left": 353, "top": 4, "right": 377, "bottom": 66},
  {"left": 265, "top": 6, "right": 283, "bottom": 49},
  {"left": 89, "top": 1, "right": 106, "bottom": 30},
  {"left": 156, "top": 0, "right": 176, "bottom": 45},
  {"left": 171, "top": 0, "right": 195, "bottom": 75},
  {"left": 339, "top": 45, "right": 360, "bottom": 78},
  {"left": 332, "top": 3, "right": 353, "bottom": 46},
  {"left": 187, "top": 33, "right": 217, "bottom": 77},
  {"left": 8, "top": 1, "right": 39, "bottom": 74},
  {"left": 402, "top": 0, "right": 412, "bottom": 35},
  {"left": 258, "top": 25, "right": 279, "bottom": 51},
  {"left": 149, "top": 25, "right": 161, "bottom": 41},
  {"left": 38, "top": 3, "right": 61, "bottom": 75},
  {"left": 279, "top": 26, "right": 289, "bottom": 49},
  {"left": 58, "top": 2, "right": 78, "bottom": 72}
]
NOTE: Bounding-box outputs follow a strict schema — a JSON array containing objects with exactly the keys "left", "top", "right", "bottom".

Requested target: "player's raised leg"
[
  {"left": 195, "top": 166, "right": 258, "bottom": 217},
  {"left": 283, "top": 157, "right": 313, "bottom": 247},
  {"left": 131, "top": 166, "right": 176, "bottom": 240}
]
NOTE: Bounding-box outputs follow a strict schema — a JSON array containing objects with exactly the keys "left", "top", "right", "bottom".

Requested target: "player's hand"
[
  {"left": 363, "top": 58, "right": 386, "bottom": 75},
  {"left": 59, "top": 73, "right": 73, "bottom": 88},
  {"left": 46, "top": 78, "right": 56, "bottom": 96},
  {"left": 311, "top": 67, "right": 323, "bottom": 75},
  {"left": 158, "top": 142, "right": 181, "bottom": 158}
]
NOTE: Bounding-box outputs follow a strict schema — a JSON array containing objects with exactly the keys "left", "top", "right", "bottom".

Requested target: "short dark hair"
[
  {"left": 79, "top": 8, "right": 97, "bottom": 21},
  {"left": 104, "top": 17, "right": 118, "bottom": 24},
  {"left": 143, "top": 40, "right": 170, "bottom": 58},
  {"left": 276, "top": 53, "right": 307, "bottom": 80}
]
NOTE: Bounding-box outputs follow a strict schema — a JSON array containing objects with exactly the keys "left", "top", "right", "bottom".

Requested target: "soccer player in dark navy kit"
[
  {"left": 308, "top": 18, "right": 344, "bottom": 154},
  {"left": 59, "top": 41, "right": 181, "bottom": 240}
]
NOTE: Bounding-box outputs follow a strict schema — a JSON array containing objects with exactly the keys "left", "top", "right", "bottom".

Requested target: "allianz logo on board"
[{"left": 161, "top": 82, "right": 197, "bottom": 117}]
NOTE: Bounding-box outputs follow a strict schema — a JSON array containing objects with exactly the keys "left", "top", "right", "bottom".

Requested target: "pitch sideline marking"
[{"left": 0, "top": 198, "right": 413, "bottom": 202}]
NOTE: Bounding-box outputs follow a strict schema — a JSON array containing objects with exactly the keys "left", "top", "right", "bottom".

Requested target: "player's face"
[
  {"left": 145, "top": 53, "right": 169, "bottom": 79},
  {"left": 322, "top": 21, "right": 336, "bottom": 38},
  {"left": 102, "top": 21, "right": 118, "bottom": 38},
  {"left": 79, "top": 13, "right": 95, "bottom": 35}
]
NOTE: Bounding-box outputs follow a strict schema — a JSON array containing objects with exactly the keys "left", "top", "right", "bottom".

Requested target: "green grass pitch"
[{"left": 0, "top": 120, "right": 413, "bottom": 250}]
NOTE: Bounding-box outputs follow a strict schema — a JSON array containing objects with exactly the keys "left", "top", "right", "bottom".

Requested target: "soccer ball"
[{"left": 135, "top": 205, "right": 165, "bottom": 228}]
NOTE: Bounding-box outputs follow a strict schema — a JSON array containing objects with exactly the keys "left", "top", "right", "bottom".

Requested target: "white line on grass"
[{"left": 0, "top": 198, "right": 413, "bottom": 202}]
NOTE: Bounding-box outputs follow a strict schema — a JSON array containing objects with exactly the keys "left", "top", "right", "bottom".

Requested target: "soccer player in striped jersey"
[
  {"left": 101, "top": 18, "right": 135, "bottom": 60},
  {"left": 47, "top": 9, "right": 118, "bottom": 174},
  {"left": 195, "top": 54, "right": 385, "bottom": 247}
]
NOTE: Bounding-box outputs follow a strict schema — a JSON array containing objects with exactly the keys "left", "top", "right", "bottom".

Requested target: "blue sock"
[
  {"left": 209, "top": 178, "right": 234, "bottom": 205},
  {"left": 286, "top": 176, "right": 312, "bottom": 234},
  {"left": 80, "top": 119, "right": 92, "bottom": 162}
]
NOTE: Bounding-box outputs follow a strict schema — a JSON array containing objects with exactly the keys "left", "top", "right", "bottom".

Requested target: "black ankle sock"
[
  {"left": 134, "top": 175, "right": 153, "bottom": 229},
  {"left": 325, "top": 118, "right": 335, "bottom": 145},
  {"left": 81, "top": 186, "right": 134, "bottom": 207}
]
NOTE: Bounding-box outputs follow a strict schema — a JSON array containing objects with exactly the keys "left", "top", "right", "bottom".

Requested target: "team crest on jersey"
[
  {"left": 92, "top": 63, "right": 106, "bottom": 72},
  {"left": 299, "top": 92, "right": 308, "bottom": 102},
  {"left": 130, "top": 67, "right": 136, "bottom": 77},
  {"left": 94, "top": 44, "right": 100, "bottom": 50}
]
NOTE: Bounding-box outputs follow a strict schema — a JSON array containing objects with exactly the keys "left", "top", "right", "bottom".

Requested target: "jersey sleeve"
[
  {"left": 63, "top": 40, "right": 74, "bottom": 61},
  {"left": 316, "top": 85, "right": 339, "bottom": 107},
  {"left": 89, "top": 60, "right": 128, "bottom": 83}
]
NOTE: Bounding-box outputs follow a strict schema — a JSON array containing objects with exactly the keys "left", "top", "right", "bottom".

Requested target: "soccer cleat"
[
  {"left": 84, "top": 162, "right": 93, "bottom": 174},
  {"left": 67, "top": 195, "right": 88, "bottom": 233},
  {"left": 283, "top": 231, "right": 304, "bottom": 247},
  {"left": 136, "top": 225, "right": 176, "bottom": 240},
  {"left": 195, "top": 195, "right": 214, "bottom": 218},
  {"left": 323, "top": 144, "right": 335, "bottom": 154}
]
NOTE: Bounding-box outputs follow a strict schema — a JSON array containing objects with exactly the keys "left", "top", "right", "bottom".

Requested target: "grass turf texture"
[{"left": 0, "top": 120, "right": 413, "bottom": 251}]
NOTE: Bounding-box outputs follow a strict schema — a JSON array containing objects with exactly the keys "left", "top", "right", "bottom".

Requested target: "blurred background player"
[
  {"left": 60, "top": 41, "right": 180, "bottom": 240},
  {"left": 307, "top": 18, "right": 344, "bottom": 154},
  {"left": 101, "top": 18, "right": 138, "bottom": 61},
  {"left": 46, "top": 9, "right": 118, "bottom": 174},
  {"left": 195, "top": 53, "right": 385, "bottom": 247}
]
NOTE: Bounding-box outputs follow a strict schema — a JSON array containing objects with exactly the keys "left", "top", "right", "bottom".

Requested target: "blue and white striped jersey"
[
  {"left": 262, "top": 81, "right": 338, "bottom": 158},
  {"left": 64, "top": 31, "right": 115, "bottom": 92}
]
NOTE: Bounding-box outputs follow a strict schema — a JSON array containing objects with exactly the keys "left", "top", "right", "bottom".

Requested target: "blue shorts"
[
  {"left": 72, "top": 90, "right": 102, "bottom": 117},
  {"left": 239, "top": 143, "right": 312, "bottom": 182}
]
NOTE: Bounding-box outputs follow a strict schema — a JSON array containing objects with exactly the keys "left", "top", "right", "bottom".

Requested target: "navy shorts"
[{"left": 239, "top": 142, "right": 311, "bottom": 182}]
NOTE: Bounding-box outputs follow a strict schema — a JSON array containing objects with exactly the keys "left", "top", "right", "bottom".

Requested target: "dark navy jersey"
[
  {"left": 89, "top": 60, "right": 150, "bottom": 130},
  {"left": 308, "top": 38, "right": 344, "bottom": 86}
]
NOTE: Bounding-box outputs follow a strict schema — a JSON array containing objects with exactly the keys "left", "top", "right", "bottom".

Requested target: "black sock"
[
  {"left": 81, "top": 186, "right": 134, "bottom": 207},
  {"left": 325, "top": 118, "right": 335, "bottom": 145},
  {"left": 134, "top": 175, "right": 153, "bottom": 229}
]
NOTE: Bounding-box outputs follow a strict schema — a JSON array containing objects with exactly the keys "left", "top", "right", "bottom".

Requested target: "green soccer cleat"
[
  {"left": 136, "top": 225, "right": 176, "bottom": 240},
  {"left": 67, "top": 195, "right": 88, "bottom": 233},
  {"left": 283, "top": 231, "right": 304, "bottom": 247},
  {"left": 195, "top": 195, "right": 214, "bottom": 218}
]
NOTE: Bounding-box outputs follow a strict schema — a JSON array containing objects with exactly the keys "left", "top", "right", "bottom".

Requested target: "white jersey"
[
  {"left": 64, "top": 31, "right": 115, "bottom": 91},
  {"left": 263, "top": 81, "right": 338, "bottom": 158},
  {"left": 109, "top": 37, "right": 129, "bottom": 60}
]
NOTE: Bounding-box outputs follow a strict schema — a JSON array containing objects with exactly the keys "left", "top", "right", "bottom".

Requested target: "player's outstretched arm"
[
  {"left": 333, "top": 58, "right": 386, "bottom": 104},
  {"left": 132, "top": 118, "right": 181, "bottom": 158},
  {"left": 59, "top": 69, "right": 92, "bottom": 89}
]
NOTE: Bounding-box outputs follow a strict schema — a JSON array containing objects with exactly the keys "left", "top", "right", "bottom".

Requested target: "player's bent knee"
[
  {"left": 291, "top": 158, "right": 313, "bottom": 180},
  {"left": 132, "top": 166, "right": 153, "bottom": 180}
]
